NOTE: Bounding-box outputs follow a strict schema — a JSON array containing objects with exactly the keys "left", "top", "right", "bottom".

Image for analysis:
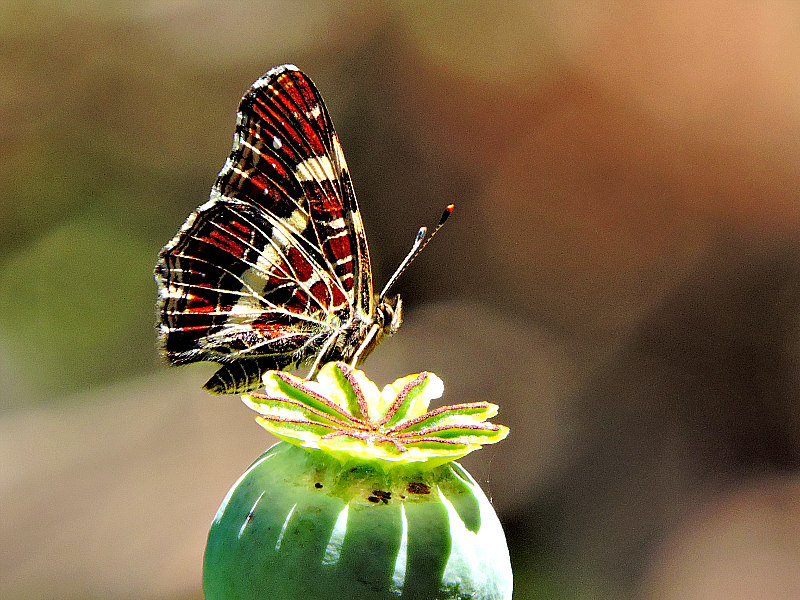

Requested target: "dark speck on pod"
[{"left": 408, "top": 482, "right": 431, "bottom": 495}]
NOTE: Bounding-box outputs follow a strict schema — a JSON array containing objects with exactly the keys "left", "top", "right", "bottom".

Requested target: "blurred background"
[{"left": 3, "top": 1, "right": 800, "bottom": 598}]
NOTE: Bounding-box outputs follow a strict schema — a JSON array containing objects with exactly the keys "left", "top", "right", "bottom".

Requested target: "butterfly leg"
[
  {"left": 349, "top": 323, "right": 380, "bottom": 369},
  {"left": 304, "top": 329, "right": 342, "bottom": 380}
]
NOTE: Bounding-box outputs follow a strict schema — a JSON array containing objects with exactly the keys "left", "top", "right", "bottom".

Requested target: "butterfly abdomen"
[{"left": 203, "top": 357, "right": 296, "bottom": 394}]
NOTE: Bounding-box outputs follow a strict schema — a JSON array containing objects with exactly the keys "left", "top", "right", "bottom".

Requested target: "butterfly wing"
[{"left": 155, "top": 65, "right": 373, "bottom": 393}]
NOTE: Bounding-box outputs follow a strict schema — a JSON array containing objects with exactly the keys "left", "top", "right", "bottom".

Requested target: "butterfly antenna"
[{"left": 378, "top": 204, "right": 454, "bottom": 301}]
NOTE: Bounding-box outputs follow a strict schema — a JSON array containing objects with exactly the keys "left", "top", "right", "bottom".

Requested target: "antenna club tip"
[
  {"left": 379, "top": 205, "right": 452, "bottom": 300},
  {"left": 439, "top": 204, "right": 454, "bottom": 225}
]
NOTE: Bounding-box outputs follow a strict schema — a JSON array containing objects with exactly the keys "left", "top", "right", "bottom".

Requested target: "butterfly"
[{"left": 155, "top": 64, "right": 451, "bottom": 394}]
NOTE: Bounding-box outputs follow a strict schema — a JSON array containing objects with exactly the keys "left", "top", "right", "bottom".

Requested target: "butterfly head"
[
  {"left": 377, "top": 293, "right": 403, "bottom": 337},
  {"left": 353, "top": 294, "right": 402, "bottom": 366}
]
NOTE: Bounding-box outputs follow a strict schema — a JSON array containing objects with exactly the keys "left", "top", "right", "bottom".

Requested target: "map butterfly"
[{"left": 155, "top": 65, "right": 451, "bottom": 394}]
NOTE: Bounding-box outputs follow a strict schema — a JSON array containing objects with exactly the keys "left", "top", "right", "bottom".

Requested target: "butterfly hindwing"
[{"left": 155, "top": 65, "right": 374, "bottom": 393}]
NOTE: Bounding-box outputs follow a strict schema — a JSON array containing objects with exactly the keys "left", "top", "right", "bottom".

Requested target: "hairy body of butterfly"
[{"left": 155, "top": 65, "right": 402, "bottom": 394}]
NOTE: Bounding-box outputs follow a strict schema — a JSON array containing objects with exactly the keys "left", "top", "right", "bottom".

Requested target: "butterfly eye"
[{"left": 376, "top": 295, "right": 402, "bottom": 334}]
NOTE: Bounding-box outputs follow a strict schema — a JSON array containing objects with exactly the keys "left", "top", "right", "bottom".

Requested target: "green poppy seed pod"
[
  {"left": 203, "top": 362, "right": 512, "bottom": 599},
  {"left": 203, "top": 442, "right": 512, "bottom": 599}
]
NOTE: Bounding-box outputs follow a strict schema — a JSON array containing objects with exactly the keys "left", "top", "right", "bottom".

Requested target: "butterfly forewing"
[{"left": 155, "top": 65, "right": 374, "bottom": 393}]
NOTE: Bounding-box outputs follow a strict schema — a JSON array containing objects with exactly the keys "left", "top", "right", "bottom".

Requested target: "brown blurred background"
[{"left": 4, "top": 2, "right": 800, "bottom": 598}]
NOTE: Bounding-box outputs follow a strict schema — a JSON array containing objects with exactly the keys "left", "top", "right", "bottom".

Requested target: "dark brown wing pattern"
[{"left": 155, "top": 65, "right": 375, "bottom": 393}]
